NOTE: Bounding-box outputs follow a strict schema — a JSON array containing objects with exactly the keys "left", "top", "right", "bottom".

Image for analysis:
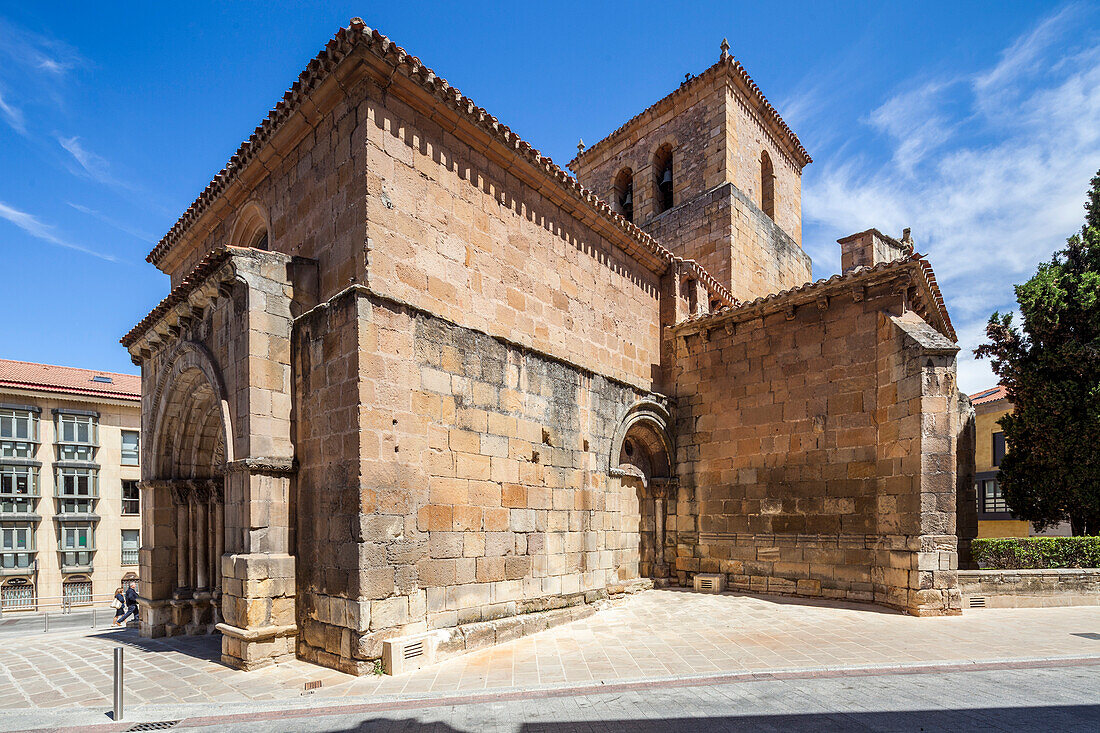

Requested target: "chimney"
[{"left": 837, "top": 228, "right": 911, "bottom": 273}]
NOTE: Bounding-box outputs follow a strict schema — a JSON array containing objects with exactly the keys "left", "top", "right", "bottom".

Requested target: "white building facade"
[{"left": 0, "top": 359, "right": 141, "bottom": 611}]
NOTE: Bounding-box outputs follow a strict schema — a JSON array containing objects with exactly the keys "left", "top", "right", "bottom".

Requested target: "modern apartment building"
[{"left": 0, "top": 359, "right": 141, "bottom": 611}]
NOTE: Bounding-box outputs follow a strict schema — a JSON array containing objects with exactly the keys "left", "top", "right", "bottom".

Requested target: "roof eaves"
[
  {"left": 570, "top": 54, "right": 811, "bottom": 170},
  {"left": 672, "top": 254, "right": 953, "bottom": 341},
  {"left": 145, "top": 20, "right": 735, "bottom": 310}
]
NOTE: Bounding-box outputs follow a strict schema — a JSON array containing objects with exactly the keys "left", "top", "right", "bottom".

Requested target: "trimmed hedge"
[{"left": 972, "top": 536, "right": 1100, "bottom": 569}]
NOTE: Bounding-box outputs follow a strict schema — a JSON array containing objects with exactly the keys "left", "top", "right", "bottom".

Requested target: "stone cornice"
[
  {"left": 225, "top": 457, "right": 297, "bottom": 476},
  {"left": 672, "top": 255, "right": 955, "bottom": 343},
  {"left": 121, "top": 247, "right": 295, "bottom": 364}
]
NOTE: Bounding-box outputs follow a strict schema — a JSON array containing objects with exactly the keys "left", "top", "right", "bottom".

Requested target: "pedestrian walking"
[
  {"left": 111, "top": 587, "right": 126, "bottom": 626},
  {"left": 117, "top": 581, "right": 139, "bottom": 626}
]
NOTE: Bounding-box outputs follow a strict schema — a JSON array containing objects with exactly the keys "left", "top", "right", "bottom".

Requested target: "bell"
[
  {"left": 621, "top": 189, "right": 632, "bottom": 208},
  {"left": 660, "top": 167, "right": 673, "bottom": 185}
]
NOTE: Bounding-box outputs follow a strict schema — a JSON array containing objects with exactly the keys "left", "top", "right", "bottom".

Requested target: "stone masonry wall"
[
  {"left": 672, "top": 271, "right": 961, "bottom": 615},
  {"left": 293, "top": 290, "right": 653, "bottom": 673},
  {"left": 723, "top": 87, "right": 803, "bottom": 245},
  {"left": 572, "top": 71, "right": 804, "bottom": 248},
  {"left": 573, "top": 80, "right": 726, "bottom": 225},
  {"left": 166, "top": 75, "right": 370, "bottom": 301},
  {"left": 644, "top": 183, "right": 811, "bottom": 303},
  {"left": 361, "top": 73, "right": 664, "bottom": 391}
]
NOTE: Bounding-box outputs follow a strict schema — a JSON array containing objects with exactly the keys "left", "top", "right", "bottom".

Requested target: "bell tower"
[{"left": 570, "top": 41, "right": 813, "bottom": 302}]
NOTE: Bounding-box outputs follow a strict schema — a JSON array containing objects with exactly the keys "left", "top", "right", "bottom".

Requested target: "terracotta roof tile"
[
  {"left": 570, "top": 52, "right": 811, "bottom": 170},
  {"left": 121, "top": 247, "right": 236, "bottom": 348},
  {"left": 969, "top": 384, "right": 1008, "bottom": 405},
  {"left": 0, "top": 359, "right": 140, "bottom": 401},
  {"left": 675, "top": 254, "right": 956, "bottom": 342}
]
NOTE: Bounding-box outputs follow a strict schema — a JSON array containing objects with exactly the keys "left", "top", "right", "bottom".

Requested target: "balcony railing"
[{"left": 121, "top": 549, "right": 138, "bottom": 566}]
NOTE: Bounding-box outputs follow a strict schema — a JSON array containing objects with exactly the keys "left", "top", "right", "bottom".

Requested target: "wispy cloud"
[
  {"left": 0, "top": 201, "right": 119, "bottom": 262},
  {"left": 58, "top": 135, "right": 111, "bottom": 181},
  {"left": 801, "top": 5, "right": 1100, "bottom": 393},
  {"left": 56, "top": 134, "right": 138, "bottom": 193},
  {"left": 68, "top": 202, "right": 153, "bottom": 243},
  {"left": 0, "top": 18, "right": 82, "bottom": 136},
  {"left": 0, "top": 87, "right": 24, "bottom": 133}
]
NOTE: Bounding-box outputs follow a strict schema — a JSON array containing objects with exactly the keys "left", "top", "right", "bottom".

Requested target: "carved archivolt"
[
  {"left": 148, "top": 340, "right": 234, "bottom": 479},
  {"left": 609, "top": 399, "right": 674, "bottom": 486}
]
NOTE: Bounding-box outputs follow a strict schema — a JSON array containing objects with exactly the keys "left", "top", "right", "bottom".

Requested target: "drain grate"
[
  {"left": 126, "top": 722, "right": 180, "bottom": 732},
  {"left": 1071, "top": 632, "right": 1100, "bottom": 641},
  {"left": 304, "top": 680, "right": 323, "bottom": 691}
]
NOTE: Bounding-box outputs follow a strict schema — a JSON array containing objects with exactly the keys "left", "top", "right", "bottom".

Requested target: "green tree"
[{"left": 976, "top": 170, "right": 1100, "bottom": 535}]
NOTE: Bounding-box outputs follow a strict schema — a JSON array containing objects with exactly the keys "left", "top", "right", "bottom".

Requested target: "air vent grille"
[
  {"left": 404, "top": 640, "right": 425, "bottom": 660},
  {"left": 693, "top": 573, "right": 726, "bottom": 594},
  {"left": 969, "top": 596, "right": 987, "bottom": 608}
]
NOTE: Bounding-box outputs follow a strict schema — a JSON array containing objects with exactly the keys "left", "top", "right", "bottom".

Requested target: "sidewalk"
[{"left": 1, "top": 589, "right": 1099, "bottom": 728}]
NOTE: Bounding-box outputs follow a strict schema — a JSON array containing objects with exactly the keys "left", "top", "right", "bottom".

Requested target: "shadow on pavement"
[
  {"left": 103, "top": 626, "right": 225, "bottom": 664},
  {"left": 313, "top": 705, "right": 1100, "bottom": 732}
]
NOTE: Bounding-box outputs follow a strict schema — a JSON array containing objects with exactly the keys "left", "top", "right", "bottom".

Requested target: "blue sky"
[{"left": 1, "top": 2, "right": 1098, "bottom": 393}]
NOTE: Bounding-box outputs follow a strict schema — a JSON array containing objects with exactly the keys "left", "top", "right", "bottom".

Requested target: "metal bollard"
[
  {"left": 43, "top": 613, "right": 48, "bottom": 632},
  {"left": 113, "top": 647, "right": 124, "bottom": 721}
]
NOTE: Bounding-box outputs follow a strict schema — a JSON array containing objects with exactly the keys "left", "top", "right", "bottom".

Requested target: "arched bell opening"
[
  {"left": 610, "top": 401, "right": 675, "bottom": 582},
  {"left": 146, "top": 343, "right": 232, "bottom": 637}
]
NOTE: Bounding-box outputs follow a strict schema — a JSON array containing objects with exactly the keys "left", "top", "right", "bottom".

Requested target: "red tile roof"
[
  {"left": 674, "top": 253, "right": 956, "bottom": 343},
  {"left": 969, "top": 384, "right": 1008, "bottom": 405},
  {"left": 0, "top": 359, "right": 140, "bottom": 401}
]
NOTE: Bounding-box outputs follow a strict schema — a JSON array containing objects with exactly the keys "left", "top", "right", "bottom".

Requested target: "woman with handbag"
[{"left": 111, "top": 587, "right": 126, "bottom": 626}]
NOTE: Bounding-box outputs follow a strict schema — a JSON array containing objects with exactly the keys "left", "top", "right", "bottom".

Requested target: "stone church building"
[{"left": 123, "top": 20, "right": 975, "bottom": 674}]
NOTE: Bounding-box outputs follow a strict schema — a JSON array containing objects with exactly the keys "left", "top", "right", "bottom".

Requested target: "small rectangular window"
[
  {"left": 983, "top": 479, "right": 1008, "bottom": 513},
  {"left": 121, "top": 529, "right": 139, "bottom": 565},
  {"left": 59, "top": 524, "right": 93, "bottom": 551},
  {"left": 121, "top": 480, "right": 140, "bottom": 515},
  {"left": 121, "top": 431, "right": 139, "bottom": 466},
  {"left": 0, "top": 440, "right": 36, "bottom": 458},
  {"left": 992, "top": 432, "right": 1006, "bottom": 467}
]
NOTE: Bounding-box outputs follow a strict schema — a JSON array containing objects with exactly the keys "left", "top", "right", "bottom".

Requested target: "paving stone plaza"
[{"left": 2, "top": 590, "right": 1099, "bottom": 730}]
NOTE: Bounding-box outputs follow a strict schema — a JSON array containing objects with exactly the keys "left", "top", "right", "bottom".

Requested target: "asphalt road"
[
  {"left": 0, "top": 606, "right": 126, "bottom": 635},
  {"left": 11, "top": 660, "right": 1100, "bottom": 732}
]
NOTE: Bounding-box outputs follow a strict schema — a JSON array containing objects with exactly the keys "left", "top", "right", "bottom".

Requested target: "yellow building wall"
[
  {"left": 977, "top": 520, "right": 1031, "bottom": 538},
  {"left": 974, "top": 401, "right": 1011, "bottom": 474}
]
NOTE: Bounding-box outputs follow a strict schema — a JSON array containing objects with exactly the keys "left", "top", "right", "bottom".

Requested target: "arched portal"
[
  {"left": 144, "top": 341, "right": 231, "bottom": 637},
  {"left": 610, "top": 401, "right": 675, "bottom": 581}
]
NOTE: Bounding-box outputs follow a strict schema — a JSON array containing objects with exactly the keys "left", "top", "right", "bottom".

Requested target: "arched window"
[
  {"left": 760, "top": 150, "right": 775, "bottom": 220},
  {"left": 613, "top": 168, "right": 634, "bottom": 223},
  {"left": 654, "top": 145, "right": 674, "bottom": 213},
  {"left": 230, "top": 202, "right": 270, "bottom": 251}
]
